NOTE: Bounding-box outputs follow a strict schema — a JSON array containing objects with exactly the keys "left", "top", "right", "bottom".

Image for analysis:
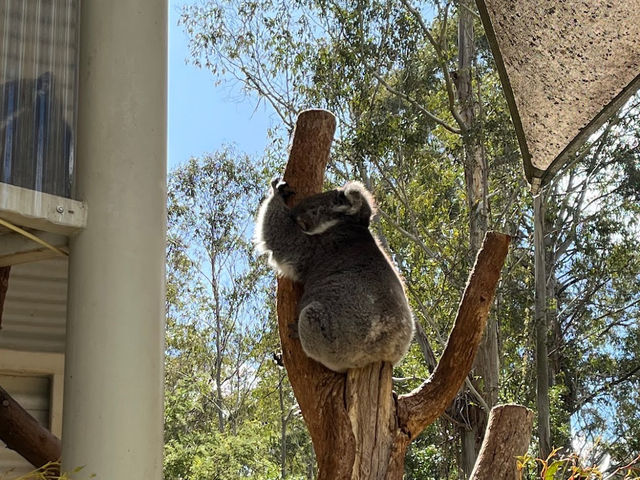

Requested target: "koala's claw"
[{"left": 272, "top": 178, "right": 295, "bottom": 201}]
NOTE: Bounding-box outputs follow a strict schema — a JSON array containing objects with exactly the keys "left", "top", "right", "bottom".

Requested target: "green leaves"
[
  {"left": 175, "top": 0, "right": 640, "bottom": 476},
  {"left": 165, "top": 149, "right": 315, "bottom": 479}
]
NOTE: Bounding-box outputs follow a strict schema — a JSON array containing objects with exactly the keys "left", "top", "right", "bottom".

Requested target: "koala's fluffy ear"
[{"left": 337, "top": 182, "right": 376, "bottom": 220}]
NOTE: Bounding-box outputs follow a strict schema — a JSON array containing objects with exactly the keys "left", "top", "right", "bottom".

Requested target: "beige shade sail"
[{"left": 476, "top": 0, "right": 640, "bottom": 190}]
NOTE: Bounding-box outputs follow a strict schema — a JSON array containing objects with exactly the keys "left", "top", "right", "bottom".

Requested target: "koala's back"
[{"left": 297, "top": 224, "right": 414, "bottom": 372}]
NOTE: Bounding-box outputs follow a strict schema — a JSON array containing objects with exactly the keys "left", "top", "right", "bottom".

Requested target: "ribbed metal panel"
[
  {"left": 0, "top": 0, "right": 80, "bottom": 198},
  {"left": 0, "top": 257, "right": 67, "bottom": 352},
  {"left": 0, "top": 373, "right": 50, "bottom": 478}
]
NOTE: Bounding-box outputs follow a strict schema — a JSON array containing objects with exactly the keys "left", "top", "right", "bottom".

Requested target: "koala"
[{"left": 254, "top": 178, "right": 414, "bottom": 373}]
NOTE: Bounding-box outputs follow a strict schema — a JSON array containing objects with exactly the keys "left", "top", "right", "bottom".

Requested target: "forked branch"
[
  {"left": 275, "top": 110, "right": 511, "bottom": 479},
  {"left": 394, "top": 232, "right": 510, "bottom": 446}
]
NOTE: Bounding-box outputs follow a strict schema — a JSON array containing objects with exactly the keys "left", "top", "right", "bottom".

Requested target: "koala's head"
[{"left": 291, "top": 181, "right": 375, "bottom": 235}]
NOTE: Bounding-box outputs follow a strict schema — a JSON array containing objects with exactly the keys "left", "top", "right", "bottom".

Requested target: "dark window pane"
[{"left": 0, "top": 0, "right": 79, "bottom": 198}]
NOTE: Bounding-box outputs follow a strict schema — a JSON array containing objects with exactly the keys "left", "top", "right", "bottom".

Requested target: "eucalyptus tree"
[
  {"left": 180, "top": 0, "right": 525, "bottom": 475},
  {"left": 495, "top": 95, "right": 640, "bottom": 477},
  {"left": 541, "top": 96, "right": 640, "bottom": 471},
  {"left": 178, "top": 0, "right": 639, "bottom": 477},
  {"left": 165, "top": 150, "right": 286, "bottom": 478}
]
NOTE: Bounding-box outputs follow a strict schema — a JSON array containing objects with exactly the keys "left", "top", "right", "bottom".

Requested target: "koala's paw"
[{"left": 271, "top": 178, "right": 295, "bottom": 201}]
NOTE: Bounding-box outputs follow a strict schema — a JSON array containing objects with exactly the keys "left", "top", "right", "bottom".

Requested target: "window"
[
  {"left": 0, "top": 0, "right": 80, "bottom": 198},
  {"left": 0, "top": 349, "right": 64, "bottom": 478}
]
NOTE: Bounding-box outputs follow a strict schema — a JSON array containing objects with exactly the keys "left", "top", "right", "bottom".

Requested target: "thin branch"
[
  {"left": 398, "top": 0, "right": 467, "bottom": 130},
  {"left": 377, "top": 207, "right": 448, "bottom": 267},
  {"left": 575, "top": 364, "right": 640, "bottom": 410},
  {"left": 458, "top": 0, "right": 481, "bottom": 20},
  {"left": 413, "top": 320, "right": 439, "bottom": 371},
  {"left": 372, "top": 71, "right": 462, "bottom": 134},
  {"left": 242, "top": 68, "right": 294, "bottom": 129},
  {"left": 398, "top": 0, "right": 440, "bottom": 51},
  {"left": 465, "top": 377, "right": 490, "bottom": 413}
]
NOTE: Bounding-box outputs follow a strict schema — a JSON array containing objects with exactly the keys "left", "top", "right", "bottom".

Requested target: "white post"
[{"left": 62, "top": 0, "right": 166, "bottom": 477}]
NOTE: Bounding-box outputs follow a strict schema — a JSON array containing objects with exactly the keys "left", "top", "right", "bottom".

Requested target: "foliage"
[
  {"left": 173, "top": 0, "right": 640, "bottom": 477},
  {"left": 517, "top": 449, "right": 640, "bottom": 480},
  {"left": 164, "top": 149, "right": 316, "bottom": 479},
  {"left": 1, "top": 463, "right": 94, "bottom": 480}
]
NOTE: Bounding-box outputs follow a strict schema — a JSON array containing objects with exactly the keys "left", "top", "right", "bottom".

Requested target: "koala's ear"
[
  {"left": 345, "top": 181, "right": 376, "bottom": 213},
  {"left": 344, "top": 183, "right": 365, "bottom": 213},
  {"left": 333, "top": 185, "right": 361, "bottom": 214},
  {"left": 336, "top": 190, "right": 350, "bottom": 205},
  {"left": 344, "top": 182, "right": 376, "bottom": 226}
]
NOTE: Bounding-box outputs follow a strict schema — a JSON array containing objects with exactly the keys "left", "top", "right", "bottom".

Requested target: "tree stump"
[{"left": 470, "top": 404, "right": 534, "bottom": 480}]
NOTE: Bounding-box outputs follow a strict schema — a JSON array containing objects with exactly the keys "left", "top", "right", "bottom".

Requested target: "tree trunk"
[
  {"left": 469, "top": 404, "right": 534, "bottom": 480},
  {"left": 279, "top": 374, "right": 288, "bottom": 479},
  {"left": 0, "top": 384, "right": 61, "bottom": 474},
  {"left": 346, "top": 362, "right": 396, "bottom": 479},
  {"left": 534, "top": 192, "right": 552, "bottom": 459},
  {"left": 457, "top": 0, "right": 497, "bottom": 475},
  {"left": 458, "top": 1, "right": 489, "bottom": 257},
  {"left": 275, "top": 109, "right": 511, "bottom": 479},
  {"left": 210, "top": 248, "right": 225, "bottom": 433},
  {"left": 0, "top": 266, "right": 10, "bottom": 328}
]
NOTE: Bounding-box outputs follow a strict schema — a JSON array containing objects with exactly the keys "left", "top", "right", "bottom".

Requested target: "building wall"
[
  {"left": 0, "top": 258, "right": 67, "bottom": 477},
  {"left": 0, "top": 257, "right": 67, "bottom": 353}
]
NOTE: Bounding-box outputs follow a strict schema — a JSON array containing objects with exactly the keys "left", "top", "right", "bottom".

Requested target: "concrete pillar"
[{"left": 62, "top": 0, "right": 166, "bottom": 478}]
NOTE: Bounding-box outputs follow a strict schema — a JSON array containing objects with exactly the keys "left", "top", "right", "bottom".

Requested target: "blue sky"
[{"left": 168, "top": 0, "right": 273, "bottom": 171}]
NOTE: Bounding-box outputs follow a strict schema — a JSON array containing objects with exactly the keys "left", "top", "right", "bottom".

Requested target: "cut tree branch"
[
  {"left": 0, "top": 384, "right": 61, "bottom": 474},
  {"left": 469, "top": 404, "right": 534, "bottom": 480}
]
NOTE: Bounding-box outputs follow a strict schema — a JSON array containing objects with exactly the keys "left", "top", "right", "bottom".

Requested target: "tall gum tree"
[
  {"left": 175, "top": 0, "right": 640, "bottom": 470},
  {"left": 180, "top": 0, "right": 530, "bottom": 475}
]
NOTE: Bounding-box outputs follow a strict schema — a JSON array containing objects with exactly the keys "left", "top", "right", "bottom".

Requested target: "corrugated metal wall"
[
  {"left": 0, "top": 257, "right": 67, "bottom": 352},
  {"left": 0, "top": 257, "right": 67, "bottom": 477},
  {"left": 0, "top": 373, "right": 51, "bottom": 479}
]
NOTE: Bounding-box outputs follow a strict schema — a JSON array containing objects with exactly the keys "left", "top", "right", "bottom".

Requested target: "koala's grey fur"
[{"left": 254, "top": 178, "right": 414, "bottom": 373}]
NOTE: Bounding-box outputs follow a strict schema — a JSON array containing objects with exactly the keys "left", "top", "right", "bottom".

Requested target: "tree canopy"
[{"left": 165, "top": 1, "right": 640, "bottom": 478}]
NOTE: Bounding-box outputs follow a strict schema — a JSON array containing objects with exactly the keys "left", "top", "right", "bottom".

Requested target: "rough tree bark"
[
  {"left": 276, "top": 109, "right": 510, "bottom": 479},
  {"left": 0, "top": 384, "right": 61, "bottom": 473},
  {"left": 469, "top": 404, "right": 534, "bottom": 480}
]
